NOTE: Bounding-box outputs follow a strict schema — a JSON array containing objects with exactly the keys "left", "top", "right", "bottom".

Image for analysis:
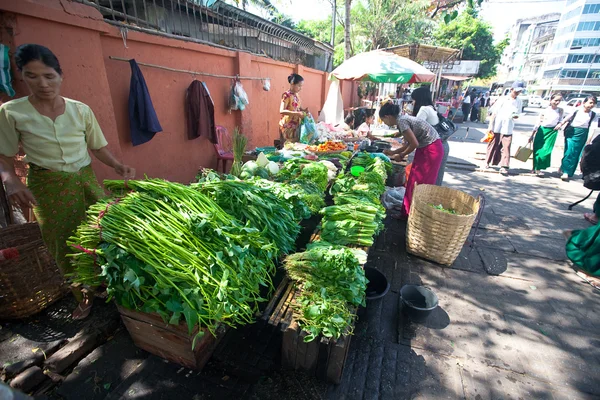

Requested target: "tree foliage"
[
  {"left": 352, "top": 0, "right": 434, "bottom": 51},
  {"left": 433, "top": 7, "right": 499, "bottom": 78}
]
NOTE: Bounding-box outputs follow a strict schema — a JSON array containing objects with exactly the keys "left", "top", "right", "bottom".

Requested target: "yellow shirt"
[{"left": 0, "top": 97, "right": 108, "bottom": 172}]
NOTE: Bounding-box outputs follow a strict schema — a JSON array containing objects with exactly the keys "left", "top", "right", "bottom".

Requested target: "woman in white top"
[
  {"left": 555, "top": 95, "right": 598, "bottom": 181},
  {"left": 411, "top": 86, "right": 448, "bottom": 185},
  {"left": 529, "top": 93, "right": 563, "bottom": 177}
]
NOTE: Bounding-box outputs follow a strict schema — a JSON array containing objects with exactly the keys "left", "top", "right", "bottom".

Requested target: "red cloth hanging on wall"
[{"left": 185, "top": 80, "right": 217, "bottom": 143}]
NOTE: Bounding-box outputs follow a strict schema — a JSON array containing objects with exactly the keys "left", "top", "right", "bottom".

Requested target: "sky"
[{"left": 252, "top": 0, "right": 567, "bottom": 43}]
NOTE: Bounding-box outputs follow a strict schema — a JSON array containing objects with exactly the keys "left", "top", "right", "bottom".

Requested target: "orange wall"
[{"left": 0, "top": 0, "right": 332, "bottom": 184}]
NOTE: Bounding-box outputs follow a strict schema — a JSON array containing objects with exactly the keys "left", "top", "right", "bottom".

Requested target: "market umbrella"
[{"left": 330, "top": 50, "right": 435, "bottom": 84}]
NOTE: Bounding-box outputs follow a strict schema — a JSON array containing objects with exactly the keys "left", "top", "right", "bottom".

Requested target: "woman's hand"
[
  {"left": 115, "top": 164, "right": 136, "bottom": 179},
  {"left": 5, "top": 176, "right": 37, "bottom": 210}
]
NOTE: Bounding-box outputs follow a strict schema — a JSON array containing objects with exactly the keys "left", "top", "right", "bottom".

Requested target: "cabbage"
[
  {"left": 267, "top": 161, "right": 280, "bottom": 175},
  {"left": 243, "top": 160, "right": 258, "bottom": 174},
  {"left": 256, "top": 152, "right": 269, "bottom": 168}
]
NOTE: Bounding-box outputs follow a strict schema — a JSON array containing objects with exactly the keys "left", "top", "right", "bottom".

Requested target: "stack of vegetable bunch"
[
  {"left": 68, "top": 179, "right": 277, "bottom": 338},
  {"left": 319, "top": 202, "right": 385, "bottom": 247},
  {"left": 322, "top": 155, "right": 390, "bottom": 247},
  {"left": 283, "top": 241, "right": 367, "bottom": 342}
]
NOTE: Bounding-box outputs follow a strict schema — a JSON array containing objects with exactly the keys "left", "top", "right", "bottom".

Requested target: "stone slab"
[{"left": 44, "top": 330, "right": 100, "bottom": 374}]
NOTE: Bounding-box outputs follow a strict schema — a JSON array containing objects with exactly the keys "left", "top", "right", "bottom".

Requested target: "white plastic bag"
[
  {"left": 235, "top": 81, "right": 249, "bottom": 106},
  {"left": 381, "top": 187, "right": 406, "bottom": 211},
  {"left": 263, "top": 79, "right": 271, "bottom": 91}
]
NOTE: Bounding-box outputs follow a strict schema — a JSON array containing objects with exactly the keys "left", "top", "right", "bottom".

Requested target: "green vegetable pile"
[
  {"left": 250, "top": 178, "right": 324, "bottom": 216},
  {"left": 68, "top": 179, "right": 277, "bottom": 339},
  {"left": 320, "top": 203, "right": 385, "bottom": 247},
  {"left": 284, "top": 242, "right": 368, "bottom": 342},
  {"left": 192, "top": 179, "right": 300, "bottom": 254},
  {"left": 430, "top": 204, "right": 459, "bottom": 214}
]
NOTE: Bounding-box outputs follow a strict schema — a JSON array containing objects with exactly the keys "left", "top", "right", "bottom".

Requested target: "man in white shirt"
[{"left": 485, "top": 81, "right": 524, "bottom": 175}]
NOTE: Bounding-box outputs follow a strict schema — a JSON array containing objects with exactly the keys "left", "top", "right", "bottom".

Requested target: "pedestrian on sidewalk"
[
  {"left": 470, "top": 94, "right": 481, "bottom": 122},
  {"left": 379, "top": 103, "right": 442, "bottom": 217},
  {"left": 530, "top": 93, "right": 564, "bottom": 177},
  {"left": 411, "top": 86, "right": 448, "bottom": 186},
  {"left": 564, "top": 225, "right": 600, "bottom": 289},
  {"left": 485, "top": 81, "right": 524, "bottom": 175},
  {"left": 0, "top": 44, "right": 136, "bottom": 320},
  {"left": 555, "top": 95, "right": 598, "bottom": 181},
  {"left": 461, "top": 89, "right": 472, "bottom": 122}
]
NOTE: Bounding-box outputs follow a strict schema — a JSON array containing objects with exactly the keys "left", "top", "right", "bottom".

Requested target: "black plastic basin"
[
  {"left": 400, "top": 285, "right": 438, "bottom": 322},
  {"left": 365, "top": 267, "right": 390, "bottom": 300}
]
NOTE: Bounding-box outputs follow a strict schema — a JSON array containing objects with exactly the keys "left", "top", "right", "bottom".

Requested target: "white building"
[
  {"left": 498, "top": 14, "right": 561, "bottom": 85},
  {"left": 538, "top": 0, "right": 600, "bottom": 95}
]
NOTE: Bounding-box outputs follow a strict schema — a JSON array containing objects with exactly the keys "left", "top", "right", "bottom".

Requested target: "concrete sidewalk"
[{"left": 324, "top": 116, "right": 600, "bottom": 400}]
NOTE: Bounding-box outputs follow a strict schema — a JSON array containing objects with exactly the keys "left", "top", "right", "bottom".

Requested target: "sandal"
[
  {"left": 72, "top": 300, "right": 93, "bottom": 320},
  {"left": 575, "top": 271, "right": 600, "bottom": 291},
  {"left": 584, "top": 213, "right": 598, "bottom": 225}
]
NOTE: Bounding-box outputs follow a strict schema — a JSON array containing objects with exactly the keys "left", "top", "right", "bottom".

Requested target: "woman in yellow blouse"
[
  {"left": 0, "top": 44, "right": 135, "bottom": 320},
  {"left": 279, "top": 73, "right": 307, "bottom": 142}
]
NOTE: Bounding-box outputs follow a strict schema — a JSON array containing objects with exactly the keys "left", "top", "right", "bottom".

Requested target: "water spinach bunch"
[
  {"left": 191, "top": 179, "right": 300, "bottom": 255},
  {"left": 68, "top": 179, "right": 277, "bottom": 339}
]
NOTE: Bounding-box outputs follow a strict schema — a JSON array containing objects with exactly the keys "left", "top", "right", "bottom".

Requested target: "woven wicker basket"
[
  {"left": 406, "top": 185, "right": 480, "bottom": 266},
  {"left": 0, "top": 223, "right": 67, "bottom": 319}
]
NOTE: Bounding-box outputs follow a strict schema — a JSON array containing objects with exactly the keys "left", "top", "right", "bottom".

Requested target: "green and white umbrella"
[{"left": 331, "top": 50, "right": 435, "bottom": 84}]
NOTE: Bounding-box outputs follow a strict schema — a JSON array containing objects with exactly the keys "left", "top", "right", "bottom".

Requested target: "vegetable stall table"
[{"left": 262, "top": 153, "right": 389, "bottom": 384}]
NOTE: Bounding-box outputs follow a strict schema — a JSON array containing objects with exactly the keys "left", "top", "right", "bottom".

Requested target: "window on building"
[
  {"left": 559, "top": 69, "right": 600, "bottom": 78},
  {"left": 583, "top": 4, "right": 600, "bottom": 14},
  {"left": 571, "top": 37, "right": 600, "bottom": 47},
  {"left": 557, "top": 23, "right": 577, "bottom": 36},
  {"left": 567, "top": 54, "right": 600, "bottom": 63},
  {"left": 576, "top": 21, "right": 600, "bottom": 31}
]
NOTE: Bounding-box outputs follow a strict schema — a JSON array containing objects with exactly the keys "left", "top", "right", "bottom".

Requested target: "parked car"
[
  {"left": 529, "top": 95, "right": 543, "bottom": 108},
  {"left": 561, "top": 98, "right": 600, "bottom": 115},
  {"left": 564, "top": 92, "right": 594, "bottom": 102}
]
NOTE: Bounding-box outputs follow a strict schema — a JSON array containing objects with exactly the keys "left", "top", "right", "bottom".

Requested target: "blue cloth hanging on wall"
[
  {"left": 128, "top": 59, "right": 162, "bottom": 146},
  {"left": 0, "top": 44, "right": 15, "bottom": 97}
]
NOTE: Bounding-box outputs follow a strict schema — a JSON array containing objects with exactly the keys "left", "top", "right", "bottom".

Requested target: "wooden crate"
[
  {"left": 281, "top": 315, "right": 353, "bottom": 384},
  {"left": 117, "top": 306, "right": 225, "bottom": 370}
]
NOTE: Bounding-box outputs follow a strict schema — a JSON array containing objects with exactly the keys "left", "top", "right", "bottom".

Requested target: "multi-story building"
[
  {"left": 497, "top": 13, "right": 561, "bottom": 86},
  {"left": 539, "top": 0, "right": 600, "bottom": 96}
]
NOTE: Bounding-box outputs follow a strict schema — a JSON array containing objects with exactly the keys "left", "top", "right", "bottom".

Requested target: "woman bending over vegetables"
[
  {"left": 0, "top": 44, "right": 135, "bottom": 320},
  {"left": 379, "top": 103, "right": 442, "bottom": 216}
]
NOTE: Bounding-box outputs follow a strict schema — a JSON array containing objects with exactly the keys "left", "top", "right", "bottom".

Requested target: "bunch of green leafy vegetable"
[
  {"left": 275, "top": 158, "right": 311, "bottom": 182},
  {"left": 294, "top": 162, "right": 329, "bottom": 193},
  {"left": 68, "top": 179, "right": 277, "bottom": 338},
  {"left": 284, "top": 241, "right": 367, "bottom": 342},
  {"left": 320, "top": 202, "right": 385, "bottom": 247},
  {"left": 191, "top": 179, "right": 300, "bottom": 254},
  {"left": 430, "top": 204, "right": 459, "bottom": 214},
  {"left": 366, "top": 157, "right": 391, "bottom": 178}
]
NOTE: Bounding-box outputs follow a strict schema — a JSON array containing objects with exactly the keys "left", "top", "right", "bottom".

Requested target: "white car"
[
  {"left": 561, "top": 98, "right": 600, "bottom": 115},
  {"left": 529, "top": 95, "right": 543, "bottom": 108}
]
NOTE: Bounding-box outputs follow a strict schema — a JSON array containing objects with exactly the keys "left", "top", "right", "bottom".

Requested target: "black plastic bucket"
[
  {"left": 400, "top": 285, "right": 438, "bottom": 322},
  {"left": 364, "top": 267, "right": 390, "bottom": 300}
]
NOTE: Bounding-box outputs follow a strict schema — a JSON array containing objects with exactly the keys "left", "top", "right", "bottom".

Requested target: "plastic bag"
[
  {"left": 263, "top": 79, "right": 271, "bottom": 91},
  {"left": 300, "top": 113, "right": 319, "bottom": 144},
  {"left": 381, "top": 187, "right": 406, "bottom": 211},
  {"left": 235, "top": 81, "right": 249, "bottom": 106}
]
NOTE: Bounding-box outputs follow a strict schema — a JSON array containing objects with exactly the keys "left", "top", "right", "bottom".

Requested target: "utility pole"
[
  {"left": 330, "top": 0, "right": 336, "bottom": 47},
  {"left": 344, "top": 0, "right": 352, "bottom": 60}
]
